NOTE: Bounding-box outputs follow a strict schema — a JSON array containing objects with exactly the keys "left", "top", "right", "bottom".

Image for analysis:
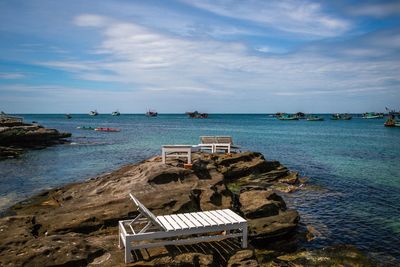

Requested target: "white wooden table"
[{"left": 162, "top": 145, "right": 195, "bottom": 164}]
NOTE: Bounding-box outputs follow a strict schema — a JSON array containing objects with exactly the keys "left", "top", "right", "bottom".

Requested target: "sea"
[{"left": 0, "top": 114, "right": 399, "bottom": 263}]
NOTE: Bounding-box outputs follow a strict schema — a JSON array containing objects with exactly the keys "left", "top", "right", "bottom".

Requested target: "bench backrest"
[
  {"left": 200, "top": 136, "right": 216, "bottom": 144},
  {"left": 129, "top": 193, "right": 164, "bottom": 230},
  {"left": 216, "top": 136, "right": 233, "bottom": 144}
]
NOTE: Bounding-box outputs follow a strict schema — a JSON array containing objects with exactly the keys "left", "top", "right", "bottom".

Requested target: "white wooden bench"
[
  {"left": 119, "top": 193, "right": 248, "bottom": 263},
  {"left": 162, "top": 145, "right": 198, "bottom": 164},
  {"left": 199, "top": 136, "right": 241, "bottom": 153}
]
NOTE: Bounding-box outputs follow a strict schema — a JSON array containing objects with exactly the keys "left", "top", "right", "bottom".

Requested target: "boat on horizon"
[
  {"left": 65, "top": 114, "right": 72, "bottom": 119},
  {"left": 186, "top": 111, "right": 208, "bottom": 118},
  {"left": 146, "top": 110, "right": 158, "bottom": 117},
  {"left": 384, "top": 115, "right": 400, "bottom": 127},
  {"left": 362, "top": 112, "right": 384, "bottom": 119},
  {"left": 89, "top": 110, "right": 98, "bottom": 116},
  {"left": 111, "top": 110, "right": 120, "bottom": 116},
  {"left": 331, "top": 113, "right": 352, "bottom": 120},
  {"left": 306, "top": 115, "right": 324, "bottom": 121},
  {"left": 277, "top": 114, "right": 299, "bottom": 120},
  {"left": 295, "top": 112, "right": 306, "bottom": 119}
]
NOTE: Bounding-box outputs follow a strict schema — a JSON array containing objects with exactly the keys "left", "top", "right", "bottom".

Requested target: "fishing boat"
[
  {"left": 295, "top": 112, "right": 306, "bottom": 119},
  {"left": 77, "top": 126, "right": 95, "bottom": 130},
  {"left": 65, "top": 114, "right": 72, "bottom": 119},
  {"left": 331, "top": 113, "right": 352, "bottom": 120},
  {"left": 362, "top": 112, "right": 384, "bottom": 119},
  {"left": 94, "top": 127, "right": 120, "bottom": 132},
  {"left": 277, "top": 114, "right": 299, "bottom": 120},
  {"left": 111, "top": 110, "right": 120, "bottom": 116},
  {"left": 186, "top": 111, "right": 208, "bottom": 118},
  {"left": 89, "top": 110, "right": 98, "bottom": 116},
  {"left": 306, "top": 115, "right": 324, "bottom": 121},
  {"left": 384, "top": 116, "right": 400, "bottom": 127},
  {"left": 146, "top": 110, "right": 158, "bottom": 117}
]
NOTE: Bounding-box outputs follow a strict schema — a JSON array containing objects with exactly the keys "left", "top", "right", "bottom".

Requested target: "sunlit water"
[{"left": 0, "top": 114, "right": 399, "bottom": 262}]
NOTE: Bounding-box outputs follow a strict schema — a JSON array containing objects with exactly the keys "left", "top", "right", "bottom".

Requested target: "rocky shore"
[
  {"left": 0, "top": 116, "right": 71, "bottom": 160},
  {"left": 0, "top": 152, "right": 373, "bottom": 266}
]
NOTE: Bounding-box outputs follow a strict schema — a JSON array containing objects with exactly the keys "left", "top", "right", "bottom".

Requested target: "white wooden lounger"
[{"left": 119, "top": 193, "right": 248, "bottom": 263}]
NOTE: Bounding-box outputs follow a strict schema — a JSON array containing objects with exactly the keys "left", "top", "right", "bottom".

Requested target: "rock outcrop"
[
  {"left": 0, "top": 152, "right": 372, "bottom": 266},
  {"left": 0, "top": 116, "right": 71, "bottom": 160}
]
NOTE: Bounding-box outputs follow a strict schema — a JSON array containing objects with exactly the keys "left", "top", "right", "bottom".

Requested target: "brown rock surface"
[{"left": 0, "top": 151, "right": 370, "bottom": 266}]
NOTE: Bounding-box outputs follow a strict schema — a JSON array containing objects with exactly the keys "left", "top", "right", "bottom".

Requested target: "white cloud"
[
  {"left": 0, "top": 72, "right": 27, "bottom": 79},
  {"left": 182, "top": 0, "right": 351, "bottom": 37}
]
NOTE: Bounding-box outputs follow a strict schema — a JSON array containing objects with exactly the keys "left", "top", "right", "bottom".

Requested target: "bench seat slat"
[
  {"left": 182, "top": 213, "right": 204, "bottom": 228},
  {"left": 170, "top": 214, "right": 190, "bottom": 229},
  {"left": 214, "top": 210, "right": 237, "bottom": 224},
  {"left": 222, "top": 209, "right": 246, "bottom": 223},
  {"left": 156, "top": 216, "right": 174, "bottom": 232},
  {"left": 209, "top": 210, "right": 233, "bottom": 224},
  {"left": 177, "top": 214, "right": 196, "bottom": 228},
  {"left": 204, "top": 211, "right": 225, "bottom": 225},
  {"left": 197, "top": 212, "right": 219, "bottom": 225},
  {"left": 163, "top": 215, "right": 182, "bottom": 230},
  {"left": 190, "top": 212, "right": 212, "bottom": 226}
]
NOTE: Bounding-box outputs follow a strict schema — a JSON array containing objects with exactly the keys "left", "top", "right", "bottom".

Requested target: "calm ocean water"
[{"left": 1, "top": 114, "right": 399, "bottom": 262}]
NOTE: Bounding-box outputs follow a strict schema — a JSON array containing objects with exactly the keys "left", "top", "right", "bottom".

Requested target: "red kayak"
[{"left": 94, "top": 127, "right": 120, "bottom": 132}]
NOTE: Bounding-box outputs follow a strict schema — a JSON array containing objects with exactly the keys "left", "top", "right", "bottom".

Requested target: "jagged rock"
[
  {"left": 227, "top": 249, "right": 259, "bottom": 267},
  {"left": 0, "top": 146, "right": 23, "bottom": 159},
  {"left": 249, "top": 209, "right": 300, "bottom": 244},
  {"left": 239, "top": 189, "right": 286, "bottom": 219}
]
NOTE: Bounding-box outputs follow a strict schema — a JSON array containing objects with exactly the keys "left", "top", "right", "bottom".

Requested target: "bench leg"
[
  {"left": 188, "top": 151, "right": 192, "bottom": 164},
  {"left": 242, "top": 225, "right": 248, "bottom": 248},
  {"left": 125, "top": 240, "right": 132, "bottom": 263},
  {"left": 162, "top": 148, "right": 166, "bottom": 164}
]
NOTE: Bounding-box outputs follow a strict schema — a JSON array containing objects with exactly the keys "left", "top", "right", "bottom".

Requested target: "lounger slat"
[
  {"left": 190, "top": 212, "right": 212, "bottom": 226},
  {"left": 183, "top": 213, "right": 204, "bottom": 228},
  {"left": 222, "top": 209, "right": 246, "bottom": 223},
  {"left": 209, "top": 210, "right": 233, "bottom": 224},
  {"left": 177, "top": 214, "right": 196, "bottom": 228},
  {"left": 156, "top": 216, "right": 174, "bottom": 232},
  {"left": 197, "top": 212, "right": 219, "bottom": 225},
  {"left": 170, "top": 214, "right": 190, "bottom": 229},
  {"left": 163, "top": 215, "right": 182, "bottom": 230},
  {"left": 214, "top": 210, "right": 237, "bottom": 224},
  {"left": 204, "top": 211, "right": 225, "bottom": 225}
]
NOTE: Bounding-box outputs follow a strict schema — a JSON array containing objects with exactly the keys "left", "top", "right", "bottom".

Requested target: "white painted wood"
[
  {"left": 161, "top": 145, "right": 193, "bottom": 164},
  {"left": 119, "top": 194, "right": 248, "bottom": 263},
  {"left": 209, "top": 210, "right": 232, "bottom": 224},
  {"left": 182, "top": 213, "right": 203, "bottom": 228},
  {"left": 170, "top": 214, "right": 190, "bottom": 229},
  {"left": 215, "top": 210, "right": 236, "bottom": 224},
  {"left": 163, "top": 215, "right": 182, "bottom": 230},
  {"left": 222, "top": 209, "right": 246, "bottom": 223},
  {"left": 177, "top": 214, "right": 196, "bottom": 228},
  {"left": 203, "top": 211, "right": 225, "bottom": 225},
  {"left": 190, "top": 212, "right": 212, "bottom": 226},
  {"left": 156, "top": 216, "right": 174, "bottom": 232}
]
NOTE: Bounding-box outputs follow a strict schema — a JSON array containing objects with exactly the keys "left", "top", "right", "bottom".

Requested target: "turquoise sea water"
[{"left": 1, "top": 114, "right": 399, "bottom": 262}]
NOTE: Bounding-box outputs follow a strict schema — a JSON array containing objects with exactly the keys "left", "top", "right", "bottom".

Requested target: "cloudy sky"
[{"left": 0, "top": 0, "right": 399, "bottom": 113}]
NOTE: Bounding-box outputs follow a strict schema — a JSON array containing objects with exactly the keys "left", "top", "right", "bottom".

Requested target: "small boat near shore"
[
  {"left": 89, "top": 110, "right": 98, "bottom": 116},
  {"left": 77, "top": 126, "right": 95, "bottom": 130},
  {"left": 94, "top": 127, "right": 120, "bottom": 132},
  {"left": 306, "top": 115, "right": 324, "bottom": 121},
  {"left": 331, "top": 113, "right": 352, "bottom": 120},
  {"left": 111, "top": 110, "right": 120, "bottom": 116},
  {"left": 362, "top": 112, "right": 384, "bottom": 119}
]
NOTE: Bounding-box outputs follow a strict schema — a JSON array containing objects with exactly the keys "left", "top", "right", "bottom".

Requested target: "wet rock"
[{"left": 227, "top": 249, "right": 259, "bottom": 267}]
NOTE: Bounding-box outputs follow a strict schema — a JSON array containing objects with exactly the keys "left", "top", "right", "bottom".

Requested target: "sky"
[{"left": 0, "top": 0, "right": 399, "bottom": 113}]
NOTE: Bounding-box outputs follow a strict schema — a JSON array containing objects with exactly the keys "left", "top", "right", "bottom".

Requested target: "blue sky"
[{"left": 0, "top": 0, "right": 399, "bottom": 113}]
